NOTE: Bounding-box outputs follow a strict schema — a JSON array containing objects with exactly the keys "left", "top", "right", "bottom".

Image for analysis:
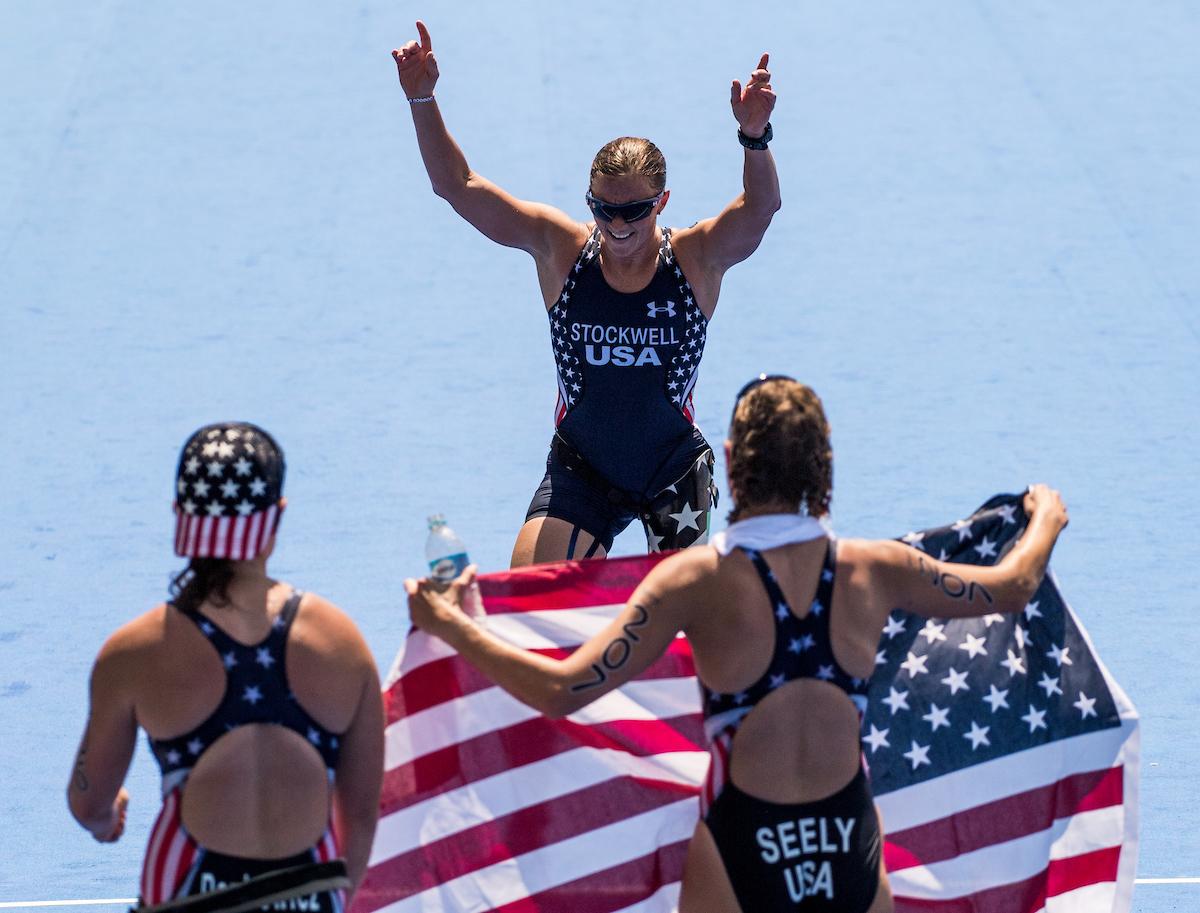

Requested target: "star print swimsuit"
[
  {"left": 526, "top": 227, "right": 716, "bottom": 554},
  {"left": 140, "top": 591, "right": 345, "bottom": 909},
  {"left": 700, "top": 542, "right": 883, "bottom": 913}
]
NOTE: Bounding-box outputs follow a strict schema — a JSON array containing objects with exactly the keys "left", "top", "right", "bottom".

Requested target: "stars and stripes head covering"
[{"left": 173, "top": 422, "right": 285, "bottom": 561}]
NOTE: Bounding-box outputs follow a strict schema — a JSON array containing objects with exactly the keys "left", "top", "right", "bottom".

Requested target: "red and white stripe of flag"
[
  {"left": 882, "top": 585, "right": 1140, "bottom": 913},
  {"left": 141, "top": 788, "right": 197, "bottom": 904},
  {"left": 353, "top": 555, "right": 701, "bottom": 913},
  {"left": 881, "top": 722, "right": 1138, "bottom": 912},
  {"left": 353, "top": 555, "right": 1138, "bottom": 913}
]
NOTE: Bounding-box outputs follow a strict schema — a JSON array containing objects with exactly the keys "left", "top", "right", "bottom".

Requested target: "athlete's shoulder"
[
  {"left": 647, "top": 544, "right": 721, "bottom": 592},
  {"left": 832, "top": 537, "right": 924, "bottom": 607},
  {"left": 91, "top": 603, "right": 171, "bottom": 681},
  {"left": 662, "top": 223, "right": 704, "bottom": 258},
  {"left": 100, "top": 603, "right": 170, "bottom": 653},
  {"left": 838, "top": 537, "right": 914, "bottom": 573},
  {"left": 291, "top": 591, "right": 375, "bottom": 667},
  {"left": 549, "top": 221, "right": 597, "bottom": 265}
]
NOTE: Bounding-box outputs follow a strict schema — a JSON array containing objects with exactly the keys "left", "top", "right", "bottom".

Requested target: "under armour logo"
[{"left": 646, "top": 301, "right": 676, "bottom": 318}]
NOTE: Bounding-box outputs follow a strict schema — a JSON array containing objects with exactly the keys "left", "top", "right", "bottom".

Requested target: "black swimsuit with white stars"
[
  {"left": 149, "top": 590, "right": 341, "bottom": 784},
  {"left": 700, "top": 543, "right": 882, "bottom": 913},
  {"left": 547, "top": 226, "right": 709, "bottom": 496},
  {"left": 701, "top": 542, "right": 871, "bottom": 749}
]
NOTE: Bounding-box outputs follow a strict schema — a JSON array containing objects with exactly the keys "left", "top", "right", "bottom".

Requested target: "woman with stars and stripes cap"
[
  {"left": 408, "top": 378, "right": 1072, "bottom": 913},
  {"left": 172, "top": 422, "right": 285, "bottom": 560},
  {"left": 393, "top": 21, "right": 781, "bottom": 566},
  {"left": 67, "top": 422, "right": 384, "bottom": 911}
]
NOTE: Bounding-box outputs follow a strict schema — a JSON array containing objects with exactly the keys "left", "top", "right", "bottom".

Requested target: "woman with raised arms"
[{"left": 393, "top": 21, "right": 781, "bottom": 566}]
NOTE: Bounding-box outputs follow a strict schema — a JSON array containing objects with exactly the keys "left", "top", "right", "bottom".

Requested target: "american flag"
[
  {"left": 872, "top": 493, "right": 1138, "bottom": 912},
  {"left": 353, "top": 554, "right": 702, "bottom": 913},
  {"left": 352, "top": 495, "right": 1137, "bottom": 913}
]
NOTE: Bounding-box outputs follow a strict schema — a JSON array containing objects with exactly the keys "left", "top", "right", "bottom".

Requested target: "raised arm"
[
  {"left": 861, "top": 485, "right": 1070, "bottom": 622},
  {"left": 406, "top": 556, "right": 701, "bottom": 719},
  {"left": 680, "top": 53, "right": 781, "bottom": 288},
  {"left": 66, "top": 632, "right": 138, "bottom": 842},
  {"left": 392, "top": 21, "right": 580, "bottom": 260}
]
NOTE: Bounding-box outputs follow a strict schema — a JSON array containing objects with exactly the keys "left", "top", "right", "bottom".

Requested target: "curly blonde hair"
[{"left": 727, "top": 379, "right": 833, "bottom": 521}]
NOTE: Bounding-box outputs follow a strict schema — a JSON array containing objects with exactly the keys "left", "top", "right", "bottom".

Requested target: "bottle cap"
[{"left": 427, "top": 513, "right": 446, "bottom": 529}]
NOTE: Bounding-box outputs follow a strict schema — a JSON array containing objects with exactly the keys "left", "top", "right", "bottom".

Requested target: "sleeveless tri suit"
[
  {"left": 525, "top": 226, "right": 716, "bottom": 553},
  {"left": 139, "top": 591, "right": 347, "bottom": 910},
  {"left": 700, "top": 542, "right": 883, "bottom": 913}
]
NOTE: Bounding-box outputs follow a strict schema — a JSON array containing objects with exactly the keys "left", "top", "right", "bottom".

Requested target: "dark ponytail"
[{"left": 170, "top": 558, "right": 236, "bottom": 614}]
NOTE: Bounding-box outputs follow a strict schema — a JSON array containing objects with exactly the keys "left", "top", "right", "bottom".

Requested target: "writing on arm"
[
  {"left": 569, "top": 603, "right": 652, "bottom": 693},
  {"left": 907, "top": 551, "right": 996, "bottom": 607},
  {"left": 867, "top": 538, "right": 1040, "bottom": 621},
  {"left": 72, "top": 733, "right": 90, "bottom": 792},
  {"left": 67, "top": 635, "right": 139, "bottom": 839}
]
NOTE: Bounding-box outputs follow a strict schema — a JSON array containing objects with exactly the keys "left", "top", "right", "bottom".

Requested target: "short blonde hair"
[{"left": 590, "top": 137, "right": 666, "bottom": 192}]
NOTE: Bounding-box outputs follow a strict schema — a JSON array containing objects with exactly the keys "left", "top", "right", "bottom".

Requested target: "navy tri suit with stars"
[
  {"left": 528, "top": 226, "right": 717, "bottom": 554},
  {"left": 700, "top": 542, "right": 882, "bottom": 913},
  {"left": 142, "top": 591, "right": 345, "bottom": 910}
]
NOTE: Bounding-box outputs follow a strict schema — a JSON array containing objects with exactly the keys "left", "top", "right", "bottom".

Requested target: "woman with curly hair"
[{"left": 406, "top": 377, "right": 1070, "bottom": 912}]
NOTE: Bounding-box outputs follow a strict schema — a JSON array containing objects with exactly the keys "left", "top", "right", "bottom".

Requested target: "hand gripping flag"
[
  {"left": 355, "top": 554, "right": 703, "bottom": 913},
  {"left": 353, "top": 494, "right": 1138, "bottom": 913},
  {"left": 872, "top": 494, "right": 1139, "bottom": 912}
]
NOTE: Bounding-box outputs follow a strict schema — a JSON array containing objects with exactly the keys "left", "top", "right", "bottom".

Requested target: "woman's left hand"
[
  {"left": 731, "top": 53, "right": 775, "bottom": 139},
  {"left": 92, "top": 788, "right": 129, "bottom": 843},
  {"left": 405, "top": 566, "right": 477, "bottom": 635}
]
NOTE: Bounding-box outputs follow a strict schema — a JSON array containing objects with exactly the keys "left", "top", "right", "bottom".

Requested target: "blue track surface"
[{"left": 2, "top": 2, "right": 1197, "bottom": 909}]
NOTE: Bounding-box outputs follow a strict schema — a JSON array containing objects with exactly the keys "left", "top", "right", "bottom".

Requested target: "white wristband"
[{"left": 407, "top": 95, "right": 436, "bottom": 104}]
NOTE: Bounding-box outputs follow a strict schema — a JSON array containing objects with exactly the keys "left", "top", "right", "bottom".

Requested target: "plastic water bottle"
[
  {"left": 426, "top": 514, "right": 469, "bottom": 582},
  {"left": 425, "top": 514, "right": 485, "bottom": 618}
]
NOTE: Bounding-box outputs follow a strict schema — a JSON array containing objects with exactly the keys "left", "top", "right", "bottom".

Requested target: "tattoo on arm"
[
  {"left": 570, "top": 604, "right": 651, "bottom": 693},
  {"left": 73, "top": 734, "right": 90, "bottom": 792},
  {"left": 911, "top": 555, "right": 994, "bottom": 605}
]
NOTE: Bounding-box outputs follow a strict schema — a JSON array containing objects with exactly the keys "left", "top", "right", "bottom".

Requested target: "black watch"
[{"left": 737, "top": 121, "right": 773, "bottom": 150}]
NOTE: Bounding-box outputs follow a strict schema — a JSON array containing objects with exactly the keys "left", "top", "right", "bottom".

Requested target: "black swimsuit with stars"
[
  {"left": 701, "top": 543, "right": 882, "bottom": 913},
  {"left": 527, "top": 228, "right": 716, "bottom": 553},
  {"left": 141, "top": 591, "right": 346, "bottom": 908},
  {"left": 149, "top": 591, "right": 341, "bottom": 779},
  {"left": 548, "top": 226, "right": 709, "bottom": 496}
]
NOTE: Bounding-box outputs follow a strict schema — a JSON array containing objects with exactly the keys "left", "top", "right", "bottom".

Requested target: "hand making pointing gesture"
[
  {"left": 392, "top": 20, "right": 438, "bottom": 100},
  {"left": 731, "top": 53, "right": 775, "bottom": 139},
  {"left": 389, "top": 21, "right": 781, "bottom": 569}
]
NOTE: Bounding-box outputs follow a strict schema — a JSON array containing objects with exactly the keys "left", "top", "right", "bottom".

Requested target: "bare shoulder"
[
  {"left": 292, "top": 592, "right": 375, "bottom": 667},
  {"left": 667, "top": 221, "right": 707, "bottom": 249},
  {"left": 665, "top": 223, "right": 714, "bottom": 275},
  {"left": 553, "top": 215, "right": 593, "bottom": 252},
  {"left": 647, "top": 545, "right": 721, "bottom": 593},
  {"left": 662, "top": 223, "right": 721, "bottom": 315},
  {"left": 535, "top": 218, "right": 595, "bottom": 308},
  {"left": 835, "top": 536, "right": 927, "bottom": 594},
  {"left": 532, "top": 206, "right": 590, "bottom": 258},
  {"left": 90, "top": 604, "right": 171, "bottom": 692},
  {"left": 96, "top": 604, "right": 170, "bottom": 661},
  {"left": 836, "top": 537, "right": 908, "bottom": 574},
  {"left": 554, "top": 219, "right": 594, "bottom": 266}
]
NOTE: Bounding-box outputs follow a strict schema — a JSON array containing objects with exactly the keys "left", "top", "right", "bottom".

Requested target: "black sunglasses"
[
  {"left": 585, "top": 190, "right": 664, "bottom": 224},
  {"left": 730, "top": 374, "right": 796, "bottom": 423}
]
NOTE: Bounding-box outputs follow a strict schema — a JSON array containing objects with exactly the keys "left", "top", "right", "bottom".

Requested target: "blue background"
[{"left": 1, "top": 2, "right": 1196, "bottom": 909}]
